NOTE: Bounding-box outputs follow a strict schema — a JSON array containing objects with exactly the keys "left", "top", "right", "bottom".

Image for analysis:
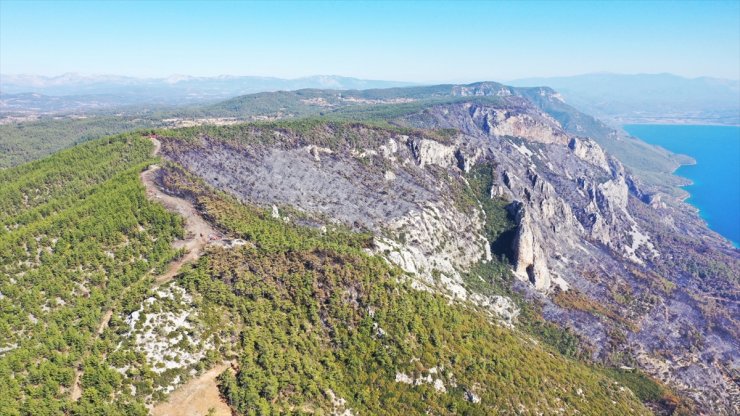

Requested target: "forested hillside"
[
  {"left": 0, "top": 135, "right": 183, "bottom": 415},
  {"left": 0, "top": 82, "right": 731, "bottom": 414},
  {"left": 0, "top": 117, "right": 162, "bottom": 169}
]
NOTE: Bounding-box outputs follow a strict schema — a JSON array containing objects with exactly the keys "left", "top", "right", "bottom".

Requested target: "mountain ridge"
[{"left": 5, "top": 72, "right": 738, "bottom": 126}]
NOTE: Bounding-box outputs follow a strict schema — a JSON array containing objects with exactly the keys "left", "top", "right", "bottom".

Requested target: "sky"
[{"left": 1, "top": 0, "right": 739, "bottom": 82}]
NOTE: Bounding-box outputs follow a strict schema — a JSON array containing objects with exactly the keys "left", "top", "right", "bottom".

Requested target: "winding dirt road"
[
  {"left": 140, "top": 163, "right": 221, "bottom": 284},
  {"left": 144, "top": 138, "right": 222, "bottom": 284},
  {"left": 145, "top": 137, "right": 233, "bottom": 415}
]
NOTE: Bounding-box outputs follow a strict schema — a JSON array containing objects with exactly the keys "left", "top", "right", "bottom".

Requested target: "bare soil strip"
[
  {"left": 140, "top": 163, "right": 222, "bottom": 284},
  {"left": 151, "top": 362, "right": 235, "bottom": 416}
]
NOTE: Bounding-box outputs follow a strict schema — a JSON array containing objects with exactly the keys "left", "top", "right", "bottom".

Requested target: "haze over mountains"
[
  {"left": 510, "top": 73, "right": 740, "bottom": 125},
  {"left": 2, "top": 72, "right": 738, "bottom": 126},
  {"left": 0, "top": 73, "right": 415, "bottom": 112}
]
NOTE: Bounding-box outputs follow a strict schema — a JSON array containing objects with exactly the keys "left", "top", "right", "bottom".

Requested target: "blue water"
[{"left": 624, "top": 124, "right": 740, "bottom": 247}]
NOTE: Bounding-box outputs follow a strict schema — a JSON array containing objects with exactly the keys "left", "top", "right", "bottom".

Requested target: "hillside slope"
[{"left": 0, "top": 133, "right": 656, "bottom": 415}]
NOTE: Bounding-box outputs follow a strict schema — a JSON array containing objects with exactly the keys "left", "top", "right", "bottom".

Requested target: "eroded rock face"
[
  {"left": 569, "top": 137, "right": 610, "bottom": 171},
  {"left": 374, "top": 199, "right": 491, "bottom": 300},
  {"left": 510, "top": 203, "right": 551, "bottom": 291},
  {"left": 415, "top": 101, "right": 659, "bottom": 274},
  {"left": 469, "top": 104, "right": 569, "bottom": 145},
  {"left": 407, "top": 137, "right": 457, "bottom": 168},
  {"left": 452, "top": 83, "right": 514, "bottom": 98},
  {"left": 598, "top": 175, "right": 630, "bottom": 213}
]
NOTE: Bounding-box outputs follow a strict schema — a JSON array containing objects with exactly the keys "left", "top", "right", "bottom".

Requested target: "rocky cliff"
[{"left": 157, "top": 85, "right": 739, "bottom": 414}]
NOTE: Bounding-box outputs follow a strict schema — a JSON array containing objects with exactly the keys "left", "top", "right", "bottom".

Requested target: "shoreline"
[
  {"left": 624, "top": 124, "right": 740, "bottom": 249},
  {"left": 674, "top": 160, "right": 695, "bottom": 201},
  {"left": 666, "top": 157, "right": 695, "bottom": 202}
]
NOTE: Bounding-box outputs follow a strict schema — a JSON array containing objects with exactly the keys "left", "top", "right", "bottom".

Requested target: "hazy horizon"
[{"left": 2, "top": 71, "right": 738, "bottom": 86}]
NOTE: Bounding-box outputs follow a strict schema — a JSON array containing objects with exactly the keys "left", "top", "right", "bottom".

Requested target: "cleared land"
[{"left": 150, "top": 362, "right": 234, "bottom": 416}]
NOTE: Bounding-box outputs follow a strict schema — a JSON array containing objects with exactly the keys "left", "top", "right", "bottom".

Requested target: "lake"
[{"left": 624, "top": 124, "right": 740, "bottom": 247}]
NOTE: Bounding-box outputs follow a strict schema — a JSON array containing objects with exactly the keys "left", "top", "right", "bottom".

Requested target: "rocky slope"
[
  {"left": 397, "top": 96, "right": 739, "bottom": 414},
  {"left": 156, "top": 85, "right": 739, "bottom": 414}
]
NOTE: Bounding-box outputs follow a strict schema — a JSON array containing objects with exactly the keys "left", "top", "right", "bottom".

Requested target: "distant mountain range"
[
  {"left": 0, "top": 73, "right": 416, "bottom": 112},
  {"left": 509, "top": 73, "right": 740, "bottom": 125},
  {"left": 2, "top": 73, "right": 739, "bottom": 125}
]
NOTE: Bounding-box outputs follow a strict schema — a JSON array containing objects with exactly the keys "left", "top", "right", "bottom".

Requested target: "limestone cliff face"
[
  {"left": 412, "top": 101, "right": 658, "bottom": 281},
  {"left": 569, "top": 137, "right": 610, "bottom": 171},
  {"left": 407, "top": 137, "right": 458, "bottom": 168},
  {"left": 452, "top": 83, "right": 514, "bottom": 97},
  {"left": 467, "top": 103, "right": 569, "bottom": 145},
  {"left": 374, "top": 199, "right": 491, "bottom": 299},
  {"left": 510, "top": 203, "right": 551, "bottom": 291}
]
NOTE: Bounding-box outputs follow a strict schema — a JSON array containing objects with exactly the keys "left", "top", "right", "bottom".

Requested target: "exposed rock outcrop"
[
  {"left": 510, "top": 203, "right": 551, "bottom": 291},
  {"left": 469, "top": 104, "right": 569, "bottom": 145},
  {"left": 407, "top": 137, "right": 457, "bottom": 168},
  {"left": 374, "top": 199, "right": 491, "bottom": 299},
  {"left": 569, "top": 137, "right": 610, "bottom": 171}
]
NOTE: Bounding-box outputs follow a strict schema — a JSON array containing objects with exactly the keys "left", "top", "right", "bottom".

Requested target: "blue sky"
[{"left": 1, "top": 0, "right": 739, "bottom": 82}]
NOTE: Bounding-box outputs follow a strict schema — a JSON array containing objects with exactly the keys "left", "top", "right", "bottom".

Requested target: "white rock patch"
[
  {"left": 395, "top": 372, "right": 413, "bottom": 384},
  {"left": 624, "top": 225, "right": 660, "bottom": 265},
  {"left": 394, "top": 365, "right": 453, "bottom": 394},
  {"left": 118, "top": 284, "right": 213, "bottom": 394}
]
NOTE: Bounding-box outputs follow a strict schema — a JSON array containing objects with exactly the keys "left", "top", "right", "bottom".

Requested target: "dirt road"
[
  {"left": 145, "top": 137, "right": 226, "bottom": 284},
  {"left": 140, "top": 163, "right": 221, "bottom": 285},
  {"left": 143, "top": 137, "right": 233, "bottom": 414}
]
